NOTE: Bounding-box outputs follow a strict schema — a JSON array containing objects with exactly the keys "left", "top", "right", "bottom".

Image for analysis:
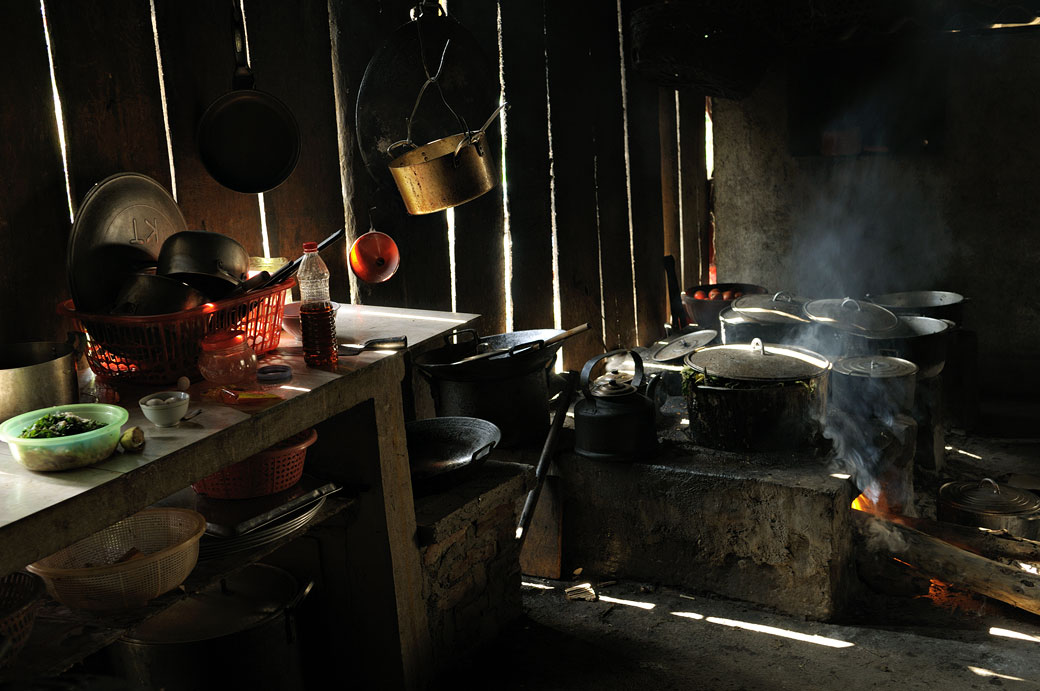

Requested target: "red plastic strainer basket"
[
  {"left": 192, "top": 428, "right": 318, "bottom": 499},
  {"left": 58, "top": 278, "right": 294, "bottom": 386}
]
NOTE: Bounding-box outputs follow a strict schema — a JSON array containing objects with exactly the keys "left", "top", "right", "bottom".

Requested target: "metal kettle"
[{"left": 573, "top": 350, "right": 659, "bottom": 462}]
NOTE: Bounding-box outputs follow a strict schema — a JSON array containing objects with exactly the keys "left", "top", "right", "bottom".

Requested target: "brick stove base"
[
  {"left": 413, "top": 461, "right": 533, "bottom": 669},
  {"left": 552, "top": 400, "right": 858, "bottom": 621}
]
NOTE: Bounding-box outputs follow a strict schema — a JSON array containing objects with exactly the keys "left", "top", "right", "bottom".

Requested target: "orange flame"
[{"left": 851, "top": 493, "right": 874, "bottom": 512}]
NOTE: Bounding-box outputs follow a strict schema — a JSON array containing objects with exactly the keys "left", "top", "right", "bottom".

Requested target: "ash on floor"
[{"left": 437, "top": 577, "right": 1040, "bottom": 690}]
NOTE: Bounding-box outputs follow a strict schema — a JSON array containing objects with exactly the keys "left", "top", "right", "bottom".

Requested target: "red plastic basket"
[
  {"left": 191, "top": 428, "right": 317, "bottom": 499},
  {"left": 58, "top": 278, "right": 294, "bottom": 385}
]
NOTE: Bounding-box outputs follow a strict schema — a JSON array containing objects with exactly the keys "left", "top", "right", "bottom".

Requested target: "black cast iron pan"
[
  {"left": 407, "top": 416, "right": 501, "bottom": 496},
  {"left": 197, "top": 5, "right": 300, "bottom": 194}
]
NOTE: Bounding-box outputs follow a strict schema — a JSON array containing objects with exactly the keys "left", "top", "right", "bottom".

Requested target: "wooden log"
[
  {"left": 885, "top": 513, "right": 1040, "bottom": 565},
  {"left": 853, "top": 510, "right": 1040, "bottom": 617}
]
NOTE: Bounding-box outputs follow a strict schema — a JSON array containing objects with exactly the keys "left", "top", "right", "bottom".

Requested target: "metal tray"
[{"left": 67, "top": 172, "right": 186, "bottom": 313}]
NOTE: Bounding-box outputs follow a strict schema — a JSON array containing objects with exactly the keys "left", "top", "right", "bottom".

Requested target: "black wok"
[{"left": 406, "top": 416, "right": 501, "bottom": 496}]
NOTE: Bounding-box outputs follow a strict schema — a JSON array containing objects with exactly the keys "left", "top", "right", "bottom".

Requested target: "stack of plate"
[{"left": 198, "top": 496, "right": 326, "bottom": 561}]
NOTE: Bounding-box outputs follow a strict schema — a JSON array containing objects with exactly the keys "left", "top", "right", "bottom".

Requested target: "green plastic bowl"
[{"left": 0, "top": 404, "right": 129, "bottom": 472}]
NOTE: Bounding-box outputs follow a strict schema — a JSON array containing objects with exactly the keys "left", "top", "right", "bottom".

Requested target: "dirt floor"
[
  {"left": 439, "top": 434, "right": 1040, "bottom": 690},
  {"left": 439, "top": 576, "right": 1040, "bottom": 690}
]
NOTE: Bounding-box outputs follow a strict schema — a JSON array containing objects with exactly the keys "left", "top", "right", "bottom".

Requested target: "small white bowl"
[
  {"left": 139, "top": 391, "right": 191, "bottom": 428},
  {"left": 282, "top": 301, "right": 340, "bottom": 340}
]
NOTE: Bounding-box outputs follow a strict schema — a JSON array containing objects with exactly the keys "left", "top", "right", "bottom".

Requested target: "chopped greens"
[
  {"left": 18, "top": 412, "right": 106, "bottom": 439},
  {"left": 681, "top": 365, "right": 817, "bottom": 396}
]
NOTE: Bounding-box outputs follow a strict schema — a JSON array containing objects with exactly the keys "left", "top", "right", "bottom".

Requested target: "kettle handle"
[{"left": 579, "top": 349, "right": 644, "bottom": 402}]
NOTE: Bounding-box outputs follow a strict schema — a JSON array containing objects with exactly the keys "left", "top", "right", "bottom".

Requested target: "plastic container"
[
  {"left": 57, "top": 278, "right": 292, "bottom": 386},
  {"left": 0, "top": 403, "right": 129, "bottom": 472},
  {"left": 26, "top": 508, "right": 206, "bottom": 611},
  {"left": 297, "top": 242, "right": 338, "bottom": 368},
  {"left": 192, "top": 428, "right": 317, "bottom": 499},
  {"left": 0, "top": 571, "right": 45, "bottom": 668},
  {"left": 198, "top": 330, "right": 257, "bottom": 386}
]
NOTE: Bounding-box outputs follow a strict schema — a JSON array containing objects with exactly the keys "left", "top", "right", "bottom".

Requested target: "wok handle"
[
  {"left": 517, "top": 371, "right": 578, "bottom": 547},
  {"left": 469, "top": 441, "right": 496, "bottom": 465}
]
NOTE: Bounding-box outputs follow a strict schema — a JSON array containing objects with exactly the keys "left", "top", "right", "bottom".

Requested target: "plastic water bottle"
[{"left": 297, "top": 242, "right": 338, "bottom": 368}]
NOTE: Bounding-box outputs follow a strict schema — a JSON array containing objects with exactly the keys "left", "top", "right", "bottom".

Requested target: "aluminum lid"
[
  {"left": 67, "top": 173, "right": 186, "bottom": 313},
  {"left": 732, "top": 291, "right": 810, "bottom": 324},
  {"left": 804, "top": 297, "right": 899, "bottom": 335},
  {"left": 940, "top": 479, "right": 1040, "bottom": 517},
  {"left": 683, "top": 338, "right": 830, "bottom": 382},
  {"left": 833, "top": 355, "right": 918, "bottom": 379},
  {"left": 651, "top": 329, "right": 717, "bottom": 362}
]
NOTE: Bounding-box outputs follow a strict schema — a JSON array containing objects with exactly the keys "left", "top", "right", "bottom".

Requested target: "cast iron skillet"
[{"left": 197, "top": 7, "right": 300, "bottom": 194}]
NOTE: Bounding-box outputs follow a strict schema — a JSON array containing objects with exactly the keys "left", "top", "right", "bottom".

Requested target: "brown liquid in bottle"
[{"left": 300, "top": 302, "right": 338, "bottom": 368}]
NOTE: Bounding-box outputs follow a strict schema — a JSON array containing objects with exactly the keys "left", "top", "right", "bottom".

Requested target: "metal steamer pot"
[
  {"left": 866, "top": 290, "right": 967, "bottom": 324},
  {"left": 938, "top": 479, "right": 1040, "bottom": 540},
  {"left": 107, "top": 564, "right": 312, "bottom": 691},
  {"left": 414, "top": 329, "right": 563, "bottom": 448},
  {"left": 829, "top": 356, "right": 918, "bottom": 417},
  {"left": 574, "top": 350, "right": 658, "bottom": 462},
  {"left": 683, "top": 338, "right": 831, "bottom": 452},
  {"left": 804, "top": 298, "right": 951, "bottom": 378},
  {"left": 0, "top": 342, "right": 79, "bottom": 422}
]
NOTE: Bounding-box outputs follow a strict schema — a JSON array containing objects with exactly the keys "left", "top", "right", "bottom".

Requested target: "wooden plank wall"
[{"left": 0, "top": 0, "right": 706, "bottom": 373}]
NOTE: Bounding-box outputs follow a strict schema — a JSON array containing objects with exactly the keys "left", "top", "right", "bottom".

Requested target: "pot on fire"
[
  {"left": 829, "top": 355, "right": 918, "bottom": 416},
  {"left": 682, "top": 338, "right": 830, "bottom": 451},
  {"left": 574, "top": 350, "right": 659, "bottom": 462}
]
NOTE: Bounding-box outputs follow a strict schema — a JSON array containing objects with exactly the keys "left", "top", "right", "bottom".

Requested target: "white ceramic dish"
[{"left": 139, "top": 391, "right": 191, "bottom": 427}]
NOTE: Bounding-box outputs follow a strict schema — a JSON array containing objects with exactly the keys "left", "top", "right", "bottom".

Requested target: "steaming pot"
[
  {"left": 829, "top": 355, "right": 918, "bottom": 416},
  {"left": 683, "top": 338, "right": 830, "bottom": 451},
  {"left": 574, "top": 350, "right": 658, "bottom": 462}
]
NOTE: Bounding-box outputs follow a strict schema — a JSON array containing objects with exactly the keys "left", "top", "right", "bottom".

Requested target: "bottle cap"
[{"left": 302, "top": 242, "right": 318, "bottom": 252}]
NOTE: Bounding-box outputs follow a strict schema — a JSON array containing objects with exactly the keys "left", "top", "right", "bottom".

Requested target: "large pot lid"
[
  {"left": 122, "top": 563, "right": 298, "bottom": 644},
  {"left": 940, "top": 479, "right": 1040, "bottom": 517},
  {"left": 833, "top": 355, "right": 918, "bottom": 379},
  {"left": 868, "top": 290, "right": 965, "bottom": 309},
  {"left": 651, "top": 329, "right": 717, "bottom": 362},
  {"left": 732, "top": 291, "right": 810, "bottom": 324},
  {"left": 67, "top": 173, "right": 186, "bottom": 313},
  {"left": 804, "top": 297, "right": 898, "bottom": 335},
  {"left": 683, "top": 338, "right": 830, "bottom": 382}
]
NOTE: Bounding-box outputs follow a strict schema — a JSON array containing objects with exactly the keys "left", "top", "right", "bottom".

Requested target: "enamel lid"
[
  {"left": 683, "top": 338, "right": 830, "bottom": 382},
  {"left": 804, "top": 297, "right": 899, "bottom": 335},
  {"left": 732, "top": 291, "right": 810, "bottom": 324},
  {"left": 651, "top": 330, "right": 717, "bottom": 362},
  {"left": 940, "top": 478, "right": 1040, "bottom": 517},
  {"left": 833, "top": 355, "right": 918, "bottom": 379}
]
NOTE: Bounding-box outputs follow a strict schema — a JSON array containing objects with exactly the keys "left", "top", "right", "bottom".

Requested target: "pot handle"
[
  {"left": 284, "top": 579, "right": 316, "bottom": 644},
  {"left": 230, "top": 3, "right": 255, "bottom": 90},
  {"left": 453, "top": 103, "right": 509, "bottom": 161},
  {"left": 579, "top": 349, "right": 644, "bottom": 402},
  {"left": 470, "top": 440, "right": 496, "bottom": 465},
  {"left": 444, "top": 328, "right": 478, "bottom": 347}
]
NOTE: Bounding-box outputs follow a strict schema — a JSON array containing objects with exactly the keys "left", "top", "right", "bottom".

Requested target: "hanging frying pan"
[
  {"left": 197, "top": 4, "right": 301, "bottom": 194},
  {"left": 355, "top": 5, "right": 498, "bottom": 195}
]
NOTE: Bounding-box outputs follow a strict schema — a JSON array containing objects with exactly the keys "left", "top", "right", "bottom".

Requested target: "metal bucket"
[{"left": 0, "top": 342, "right": 78, "bottom": 423}]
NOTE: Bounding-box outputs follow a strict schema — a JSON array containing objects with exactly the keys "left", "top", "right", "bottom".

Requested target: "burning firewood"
[
  {"left": 884, "top": 514, "right": 1040, "bottom": 566},
  {"left": 853, "top": 510, "right": 1040, "bottom": 617}
]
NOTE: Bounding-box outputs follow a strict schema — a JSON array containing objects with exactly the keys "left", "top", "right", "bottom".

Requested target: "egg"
[
  {"left": 176, "top": 376, "right": 190, "bottom": 391},
  {"left": 164, "top": 397, "right": 180, "bottom": 405},
  {"left": 146, "top": 398, "right": 164, "bottom": 407}
]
